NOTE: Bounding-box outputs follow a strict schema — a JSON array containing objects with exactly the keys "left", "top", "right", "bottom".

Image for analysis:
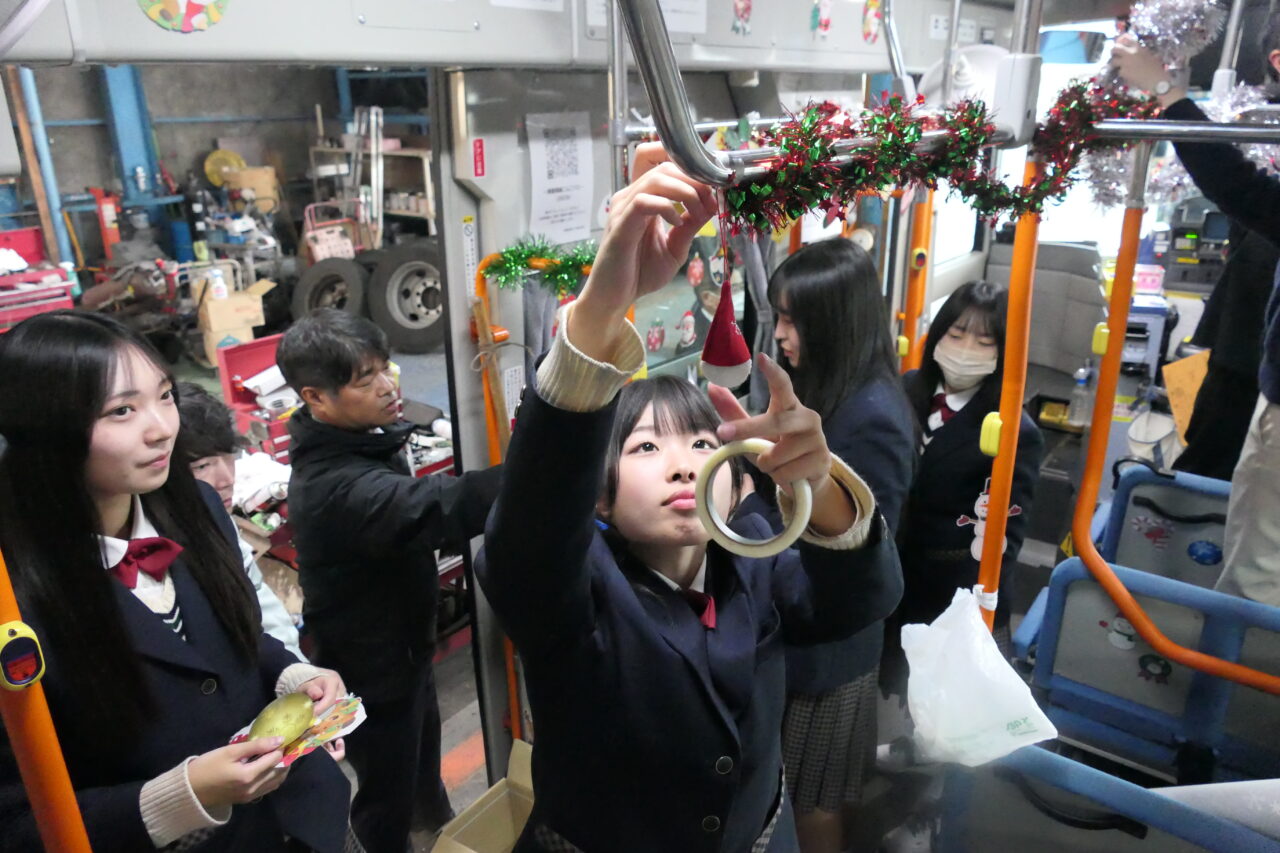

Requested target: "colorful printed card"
[{"left": 230, "top": 693, "right": 367, "bottom": 768}]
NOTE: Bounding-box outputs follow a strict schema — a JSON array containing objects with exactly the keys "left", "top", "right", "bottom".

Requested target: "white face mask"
[{"left": 934, "top": 336, "right": 997, "bottom": 391}]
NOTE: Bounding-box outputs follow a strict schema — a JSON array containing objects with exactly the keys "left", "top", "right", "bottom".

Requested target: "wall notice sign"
[
  {"left": 472, "top": 139, "right": 486, "bottom": 178},
  {"left": 526, "top": 111, "right": 593, "bottom": 244},
  {"left": 503, "top": 365, "right": 525, "bottom": 423},
  {"left": 491, "top": 0, "right": 563, "bottom": 8},
  {"left": 462, "top": 215, "right": 479, "bottom": 301},
  {"left": 586, "top": 0, "right": 706, "bottom": 33}
]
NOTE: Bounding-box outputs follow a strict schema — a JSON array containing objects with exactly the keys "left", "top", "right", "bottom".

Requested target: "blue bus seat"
[{"left": 1029, "top": 559, "right": 1280, "bottom": 782}]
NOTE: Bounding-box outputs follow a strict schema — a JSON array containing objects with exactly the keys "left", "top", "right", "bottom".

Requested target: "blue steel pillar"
[
  {"left": 99, "top": 65, "right": 163, "bottom": 213},
  {"left": 16, "top": 68, "right": 73, "bottom": 266}
]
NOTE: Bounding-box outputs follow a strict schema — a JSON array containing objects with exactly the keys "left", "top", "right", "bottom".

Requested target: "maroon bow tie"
[
  {"left": 931, "top": 393, "right": 958, "bottom": 425},
  {"left": 111, "top": 537, "right": 184, "bottom": 589},
  {"left": 683, "top": 589, "right": 717, "bottom": 630}
]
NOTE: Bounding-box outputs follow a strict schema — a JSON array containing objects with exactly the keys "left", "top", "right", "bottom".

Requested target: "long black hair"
[
  {"left": 0, "top": 311, "right": 260, "bottom": 748},
  {"left": 768, "top": 238, "right": 900, "bottom": 420},
  {"left": 905, "top": 280, "right": 1008, "bottom": 417}
]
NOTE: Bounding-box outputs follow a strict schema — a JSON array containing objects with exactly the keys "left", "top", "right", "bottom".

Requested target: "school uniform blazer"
[
  {"left": 738, "top": 375, "right": 916, "bottom": 694},
  {"left": 0, "top": 484, "right": 351, "bottom": 853},
  {"left": 476, "top": 384, "right": 902, "bottom": 853},
  {"left": 897, "top": 370, "right": 1043, "bottom": 627}
]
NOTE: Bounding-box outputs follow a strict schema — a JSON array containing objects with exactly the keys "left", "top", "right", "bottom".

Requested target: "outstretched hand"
[
  {"left": 570, "top": 143, "right": 717, "bottom": 361},
  {"left": 707, "top": 354, "right": 858, "bottom": 537},
  {"left": 1109, "top": 33, "right": 1179, "bottom": 103}
]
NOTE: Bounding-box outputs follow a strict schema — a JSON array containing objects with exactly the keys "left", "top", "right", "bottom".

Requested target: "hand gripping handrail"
[{"left": 1070, "top": 143, "right": 1280, "bottom": 695}]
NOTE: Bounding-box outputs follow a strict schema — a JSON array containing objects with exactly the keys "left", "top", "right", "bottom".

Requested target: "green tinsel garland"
[{"left": 486, "top": 236, "right": 597, "bottom": 298}]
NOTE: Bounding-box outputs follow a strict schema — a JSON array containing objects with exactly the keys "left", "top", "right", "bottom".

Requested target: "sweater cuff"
[
  {"left": 534, "top": 302, "right": 646, "bottom": 412},
  {"left": 275, "top": 662, "right": 328, "bottom": 697},
  {"left": 777, "top": 454, "right": 876, "bottom": 551},
  {"left": 140, "top": 758, "right": 231, "bottom": 847}
]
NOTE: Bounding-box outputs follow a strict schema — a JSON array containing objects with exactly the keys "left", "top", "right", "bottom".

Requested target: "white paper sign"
[
  {"left": 527, "top": 111, "right": 594, "bottom": 245},
  {"left": 586, "top": 0, "right": 706, "bottom": 34},
  {"left": 491, "top": 0, "right": 564, "bottom": 10}
]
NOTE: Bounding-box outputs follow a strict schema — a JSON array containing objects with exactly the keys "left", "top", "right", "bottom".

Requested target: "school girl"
[
  {"left": 885, "top": 281, "right": 1043, "bottom": 694},
  {"left": 476, "top": 144, "right": 902, "bottom": 853},
  {"left": 739, "top": 238, "right": 915, "bottom": 852},
  {"left": 0, "top": 312, "right": 354, "bottom": 852}
]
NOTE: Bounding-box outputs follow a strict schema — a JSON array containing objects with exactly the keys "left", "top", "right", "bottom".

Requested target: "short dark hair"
[
  {"left": 276, "top": 308, "right": 390, "bottom": 394},
  {"left": 601, "top": 375, "right": 743, "bottom": 512},
  {"left": 768, "top": 237, "right": 901, "bottom": 420},
  {"left": 175, "top": 382, "right": 242, "bottom": 463}
]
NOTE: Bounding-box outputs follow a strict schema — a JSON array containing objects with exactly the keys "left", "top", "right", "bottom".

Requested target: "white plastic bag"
[{"left": 902, "top": 587, "right": 1057, "bottom": 766}]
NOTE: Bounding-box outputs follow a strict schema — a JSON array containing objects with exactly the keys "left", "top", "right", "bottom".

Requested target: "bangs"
[
  {"left": 105, "top": 343, "right": 174, "bottom": 403},
  {"left": 952, "top": 307, "right": 995, "bottom": 338},
  {"left": 646, "top": 385, "right": 722, "bottom": 439}
]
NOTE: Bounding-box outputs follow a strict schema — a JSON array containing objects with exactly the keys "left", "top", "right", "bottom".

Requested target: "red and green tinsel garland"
[
  {"left": 486, "top": 236, "right": 597, "bottom": 297},
  {"left": 725, "top": 82, "right": 1159, "bottom": 232}
]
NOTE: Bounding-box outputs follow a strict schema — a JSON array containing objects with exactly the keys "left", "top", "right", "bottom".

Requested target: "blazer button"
[
  {"left": 714, "top": 756, "right": 734, "bottom": 775},
  {"left": 702, "top": 815, "right": 721, "bottom": 833},
  {"left": 200, "top": 678, "right": 218, "bottom": 695}
]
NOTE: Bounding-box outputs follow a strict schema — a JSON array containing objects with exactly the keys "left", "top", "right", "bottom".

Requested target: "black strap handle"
[
  {"left": 1132, "top": 495, "right": 1227, "bottom": 527},
  {"left": 994, "top": 767, "right": 1149, "bottom": 839},
  {"left": 1112, "top": 456, "right": 1174, "bottom": 491}
]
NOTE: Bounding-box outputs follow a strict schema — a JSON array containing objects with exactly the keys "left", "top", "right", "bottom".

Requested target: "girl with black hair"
[
  {"left": 476, "top": 144, "right": 902, "bottom": 853},
  {"left": 0, "top": 311, "right": 354, "bottom": 852},
  {"left": 884, "top": 281, "right": 1044, "bottom": 696},
  {"left": 738, "top": 238, "right": 915, "bottom": 852}
]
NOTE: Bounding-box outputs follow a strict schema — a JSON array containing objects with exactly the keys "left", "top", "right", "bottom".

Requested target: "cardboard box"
[
  {"left": 433, "top": 740, "right": 533, "bottom": 853},
  {"left": 198, "top": 279, "right": 276, "bottom": 332},
  {"left": 203, "top": 326, "right": 257, "bottom": 365}
]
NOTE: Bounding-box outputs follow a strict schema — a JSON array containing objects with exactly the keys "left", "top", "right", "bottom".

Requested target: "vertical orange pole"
[
  {"left": 975, "top": 158, "right": 1042, "bottom": 630},
  {"left": 901, "top": 189, "right": 934, "bottom": 372},
  {"left": 0, "top": 549, "right": 93, "bottom": 853}
]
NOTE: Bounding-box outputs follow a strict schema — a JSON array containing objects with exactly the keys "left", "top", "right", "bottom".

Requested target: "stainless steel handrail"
[
  {"left": 882, "top": 0, "right": 913, "bottom": 98},
  {"left": 616, "top": 0, "right": 732, "bottom": 185},
  {"left": 1217, "top": 0, "right": 1248, "bottom": 73},
  {"left": 624, "top": 116, "right": 787, "bottom": 141},
  {"left": 941, "top": 0, "right": 965, "bottom": 105},
  {"left": 1093, "top": 119, "right": 1280, "bottom": 143}
]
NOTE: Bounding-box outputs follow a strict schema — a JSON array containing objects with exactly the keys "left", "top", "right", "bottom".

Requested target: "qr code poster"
[{"left": 526, "top": 111, "right": 594, "bottom": 244}]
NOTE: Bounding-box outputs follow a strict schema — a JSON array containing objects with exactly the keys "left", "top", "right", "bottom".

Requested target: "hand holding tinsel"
[{"left": 486, "top": 236, "right": 597, "bottom": 298}]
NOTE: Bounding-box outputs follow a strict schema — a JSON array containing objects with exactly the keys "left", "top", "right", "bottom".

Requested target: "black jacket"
[
  {"left": 287, "top": 410, "right": 501, "bottom": 701},
  {"left": 897, "top": 371, "right": 1043, "bottom": 628},
  {"left": 736, "top": 375, "right": 916, "bottom": 693},
  {"left": 476, "top": 383, "right": 902, "bottom": 853},
  {"left": 1164, "top": 97, "right": 1280, "bottom": 405},
  {"left": 0, "top": 484, "right": 350, "bottom": 853}
]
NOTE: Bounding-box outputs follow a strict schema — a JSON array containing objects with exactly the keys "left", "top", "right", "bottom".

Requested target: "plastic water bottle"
[
  {"left": 1067, "top": 364, "right": 1092, "bottom": 428},
  {"left": 207, "top": 268, "right": 229, "bottom": 300}
]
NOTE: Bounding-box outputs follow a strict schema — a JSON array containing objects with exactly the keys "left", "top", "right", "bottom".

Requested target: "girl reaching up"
[{"left": 477, "top": 144, "right": 902, "bottom": 853}]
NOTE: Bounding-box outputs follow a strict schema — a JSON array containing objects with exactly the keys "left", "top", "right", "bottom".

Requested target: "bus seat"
[
  {"left": 1095, "top": 463, "right": 1231, "bottom": 589},
  {"left": 935, "top": 746, "right": 1279, "bottom": 852},
  {"left": 986, "top": 240, "right": 1106, "bottom": 399},
  {"left": 1029, "top": 560, "right": 1280, "bottom": 782}
]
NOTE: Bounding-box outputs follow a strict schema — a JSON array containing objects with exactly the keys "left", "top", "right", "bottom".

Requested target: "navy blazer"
[
  {"left": 0, "top": 484, "right": 350, "bottom": 853},
  {"left": 477, "top": 384, "right": 902, "bottom": 853},
  {"left": 738, "top": 375, "right": 916, "bottom": 693},
  {"left": 897, "top": 371, "right": 1043, "bottom": 628}
]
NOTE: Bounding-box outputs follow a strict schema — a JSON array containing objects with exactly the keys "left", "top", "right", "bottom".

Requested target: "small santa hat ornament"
[{"left": 700, "top": 276, "right": 752, "bottom": 387}]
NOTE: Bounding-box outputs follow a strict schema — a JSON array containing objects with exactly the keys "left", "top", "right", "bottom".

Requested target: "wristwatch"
[{"left": 1154, "top": 79, "right": 1172, "bottom": 96}]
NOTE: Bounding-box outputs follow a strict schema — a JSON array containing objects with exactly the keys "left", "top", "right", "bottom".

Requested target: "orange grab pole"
[
  {"left": 474, "top": 254, "right": 510, "bottom": 467},
  {"left": 976, "top": 159, "right": 1042, "bottom": 630},
  {"left": 0, "top": 548, "right": 94, "bottom": 852},
  {"left": 900, "top": 188, "right": 934, "bottom": 372},
  {"left": 1071, "top": 146, "right": 1280, "bottom": 695}
]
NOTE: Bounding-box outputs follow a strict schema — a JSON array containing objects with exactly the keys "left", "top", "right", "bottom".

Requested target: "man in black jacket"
[{"left": 278, "top": 309, "right": 502, "bottom": 853}]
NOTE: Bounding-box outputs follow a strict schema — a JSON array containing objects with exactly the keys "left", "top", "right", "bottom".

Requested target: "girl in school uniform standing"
[
  {"left": 477, "top": 144, "right": 902, "bottom": 853},
  {"left": 738, "top": 238, "right": 915, "bottom": 852},
  {"left": 0, "top": 312, "right": 354, "bottom": 852},
  {"left": 885, "top": 281, "right": 1043, "bottom": 696}
]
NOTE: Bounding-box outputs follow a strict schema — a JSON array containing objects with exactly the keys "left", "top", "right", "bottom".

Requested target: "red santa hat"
[{"left": 700, "top": 276, "right": 751, "bottom": 387}]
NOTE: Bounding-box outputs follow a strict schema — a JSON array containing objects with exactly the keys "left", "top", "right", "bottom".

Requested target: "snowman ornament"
[{"left": 956, "top": 478, "right": 1022, "bottom": 562}]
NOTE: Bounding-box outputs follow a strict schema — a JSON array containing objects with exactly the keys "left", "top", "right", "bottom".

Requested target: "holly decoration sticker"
[
  {"left": 862, "top": 0, "right": 883, "bottom": 44},
  {"left": 140, "top": 0, "right": 228, "bottom": 33}
]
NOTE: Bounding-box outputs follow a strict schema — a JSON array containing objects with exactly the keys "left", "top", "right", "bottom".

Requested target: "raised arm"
[
  {"left": 477, "top": 143, "right": 718, "bottom": 654},
  {"left": 1111, "top": 34, "right": 1280, "bottom": 243}
]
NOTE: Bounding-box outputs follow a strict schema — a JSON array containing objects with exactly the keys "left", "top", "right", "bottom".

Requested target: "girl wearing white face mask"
[{"left": 882, "top": 281, "right": 1044, "bottom": 698}]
